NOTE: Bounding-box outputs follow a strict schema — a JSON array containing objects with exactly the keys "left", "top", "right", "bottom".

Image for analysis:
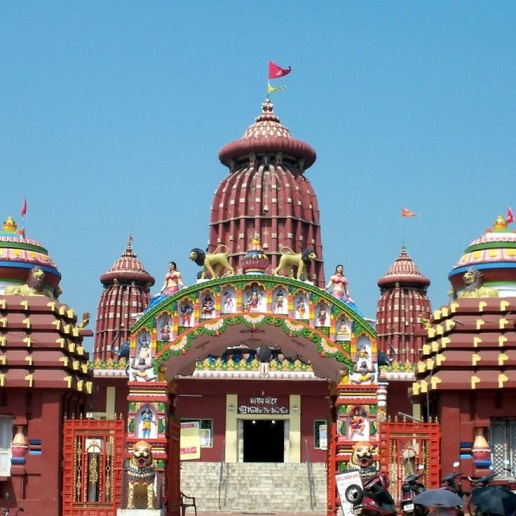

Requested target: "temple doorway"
[{"left": 243, "top": 419, "right": 285, "bottom": 463}]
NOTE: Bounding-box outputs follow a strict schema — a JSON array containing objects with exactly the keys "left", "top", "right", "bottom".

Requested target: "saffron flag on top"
[
  {"left": 20, "top": 198, "right": 27, "bottom": 217},
  {"left": 268, "top": 61, "right": 291, "bottom": 80},
  {"left": 401, "top": 208, "right": 417, "bottom": 218},
  {"left": 507, "top": 207, "right": 514, "bottom": 224}
]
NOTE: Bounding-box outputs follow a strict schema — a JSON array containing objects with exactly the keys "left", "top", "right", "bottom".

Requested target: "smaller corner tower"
[
  {"left": 94, "top": 238, "right": 155, "bottom": 362},
  {"left": 376, "top": 244, "right": 431, "bottom": 364}
]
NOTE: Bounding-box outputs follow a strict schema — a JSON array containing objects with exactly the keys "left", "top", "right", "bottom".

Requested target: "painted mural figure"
[
  {"left": 223, "top": 291, "right": 235, "bottom": 312},
  {"left": 140, "top": 407, "right": 155, "bottom": 439},
  {"left": 296, "top": 296, "right": 307, "bottom": 319},
  {"left": 348, "top": 405, "right": 368, "bottom": 440},
  {"left": 159, "top": 315, "right": 172, "bottom": 341},
  {"left": 159, "top": 261, "right": 185, "bottom": 296},
  {"left": 317, "top": 305, "right": 327, "bottom": 326},
  {"left": 244, "top": 287, "right": 263, "bottom": 312},
  {"left": 180, "top": 301, "right": 194, "bottom": 326},
  {"left": 202, "top": 295, "right": 215, "bottom": 317},
  {"left": 129, "top": 333, "right": 156, "bottom": 382},
  {"left": 274, "top": 289, "right": 286, "bottom": 313}
]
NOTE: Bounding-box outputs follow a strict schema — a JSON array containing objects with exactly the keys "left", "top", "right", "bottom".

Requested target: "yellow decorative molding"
[
  {"left": 499, "top": 317, "right": 509, "bottom": 330},
  {"left": 20, "top": 300, "right": 29, "bottom": 310},
  {"left": 441, "top": 307, "right": 449, "bottom": 317},
  {"left": 59, "top": 356, "right": 70, "bottom": 367},
  {"left": 417, "top": 362, "right": 426, "bottom": 373},
  {"left": 77, "top": 345, "right": 84, "bottom": 355},
  {"left": 433, "top": 309, "right": 442, "bottom": 320},
  {"left": 67, "top": 309, "right": 75, "bottom": 319},
  {"left": 58, "top": 306, "right": 66, "bottom": 316},
  {"left": 499, "top": 373, "right": 509, "bottom": 388},
  {"left": 25, "top": 373, "right": 34, "bottom": 387},
  {"left": 420, "top": 380, "right": 428, "bottom": 393},
  {"left": 444, "top": 319, "right": 455, "bottom": 332},
  {"left": 441, "top": 337, "right": 451, "bottom": 348},
  {"left": 476, "top": 319, "right": 484, "bottom": 330},
  {"left": 22, "top": 317, "right": 31, "bottom": 329},
  {"left": 0, "top": 336, "right": 7, "bottom": 347},
  {"left": 0, "top": 373, "right": 5, "bottom": 386},
  {"left": 0, "top": 355, "right": 7, "bottom": 365},
  {"left": 499, "top": 335, "right": 507, "bottom": 347},
  {"left": 77, "top": 379, "right": 84, "bottom": 392},
  {"left": 68, "top": 342, "right": 76, "bottom": 353},
  {"left": 86, "top": 381, "right": 93, "bottom": 394},
  {"left": 0, "top": 317, "right": 8, "bottom": 328},
  {"left": 430, "top": 376, "right": 441, "bottom": 390},
  {"left": 72, "top": 328, "right": 79, "bottom": 337},
  {"left": 473, "top": 336, "right": 482, "bottom": 348},
  {"left": 24, "top": 354, "right": 33, "bottom": 366},
  {"left": 478, "top": 300, "right": 487, "bottom": 312},
  {"left": 23, "top": 337, "right": 31, "bottom": 348},
  {"left": 53, "top": 320, "right": 62, "bottom": 330},
  {"left": 81, "top": 364, "right": 88, "bottom": 373},
  {"left": 63, "top": 375, "right": 72, "bottom": 388},
  {"left": 471, "top": 376, "right": 481, "bottom": 389},
  {"left": 56, "top": 337, "right": 66, "bottom": 348},
  {"left": 63, "top": 324, "right": 72, "bottom": 335},
  {"left": 427, "top": 327, "right": 436, "bottom": 339},
  {"left": 412, "top": 382, "right": 420, "bottom": 396},
  {"left": 472, "top": 353, "right": 481, "bottom": 366},
  {"left": 450, "top": 301, "right": 459, "bottom": 313},
  {"left": 436, "top": 354, "right": 446, "bottom": 366},
  {"left": 72, "top": 360, "right": 80, "bottom": 370},
  {"left": 0, "top": 299, "right": 6, "bottom": 310},
  {"left": 431, "top": 341, "right": 440, "bottom": 353},
  {"left": 500, "top": 299, "right": 510, "bottom": 311},
  {"left": 426, "top": 358, "right": 435, "bottom": 370},
  {"left": 46, "top": 301, "right": 57, "bottom": 312},
  {"left": 422, "top": 344, "right": 431, "bottom": 355},
  {"left": 498, "top": 352, "right": 509, "bottom": 366},
  {"left": 436, "top": 324, "right": 444, "bottom": 336}
]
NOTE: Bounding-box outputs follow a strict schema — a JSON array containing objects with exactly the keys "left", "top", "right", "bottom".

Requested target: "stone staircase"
[{"left": 180, "top": 461, "right": 327, "bottom": 513}]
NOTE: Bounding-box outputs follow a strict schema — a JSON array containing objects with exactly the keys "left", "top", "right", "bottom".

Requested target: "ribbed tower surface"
[
  {"left": 94, "top": 239, "right": 155, "bottom": 361},
  {"left": 376, "top": 245, "right": 431, "bottom": 364},
  {"left": 213, "top": 98, "right": 325, "bottom": 286}
]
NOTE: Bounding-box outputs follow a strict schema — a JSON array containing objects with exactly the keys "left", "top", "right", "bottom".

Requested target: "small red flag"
[
  {"left": 507, "top": 207, "right": 514, "bottom": 224},
  {"left": 20, "top": 199, "right": 27, "bottom": 217},
  {"left": 268, "top": 61, "right": 291, "bottom": 80},
  {"left": 401, "top": 208, "right": 417, "bottom": 218}
]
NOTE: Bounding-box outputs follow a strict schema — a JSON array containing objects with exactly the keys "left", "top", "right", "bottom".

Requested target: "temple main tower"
[
  {"left": 376, "top": 244, "right": 431, "bottom": 364},
  {"left": 93, "top": 238, "right": 155, "bottom": 361},
  {"left": 214, "top": 98, "right": 325, "bottom": 286}
]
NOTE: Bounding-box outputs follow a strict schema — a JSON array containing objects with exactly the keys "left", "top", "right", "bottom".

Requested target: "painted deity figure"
[
  {"left": 130, "top": 335, "right": 156, "bottom": 382},
  {"left": 296, "top": 296, "right": 306, "bottom": 319},
  {"left": 274, "top": 290, "right": 285, "bottom": 313},
  {"left": 317, "top": 306, "right": 327, "bottom": 326},
  {"left": 202, "top": 295, "right": 215, "bottom": 317},
  {"left": 223, "top": 291, "right": 235, "bottom": 312},
  {"left": 140, "top": 407, "right": 155, "bottom": 439},
  {"left": 325, "top": 264, "right": 350, "bottom": 301},
  {"left": 159, "top": 261, "right": 185, "bottom": 296},
  {"left": 181, "top": 301, "right": 194, "bottom": 326}
]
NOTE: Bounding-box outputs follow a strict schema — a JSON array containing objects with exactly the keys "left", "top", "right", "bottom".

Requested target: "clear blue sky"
[{"left": 2, "top": 2, "right": 516, "bottom": 350}]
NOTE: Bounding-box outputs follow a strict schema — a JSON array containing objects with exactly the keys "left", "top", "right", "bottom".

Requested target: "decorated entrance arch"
[{"left": 125, "top": 273, "right": 382, "bottom": 514}]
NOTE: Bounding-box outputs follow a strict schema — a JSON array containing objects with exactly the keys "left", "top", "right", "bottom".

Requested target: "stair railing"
[
  {"left": 218, "top": 439, "right": 226, "bottom": 510},
  {"left": 305, "top": 438, "right": 316, "bottom": 510}
]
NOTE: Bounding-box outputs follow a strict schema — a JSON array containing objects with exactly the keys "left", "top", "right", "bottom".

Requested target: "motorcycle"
[
  {"left": 400, "top": 465, "right": 427, "bottom": 516},
  {"left": 344, "top": 470, "right": 397, "bottom": 515},
  {"left": 441, "top": 462, "right": 464, "bottom": 516}
]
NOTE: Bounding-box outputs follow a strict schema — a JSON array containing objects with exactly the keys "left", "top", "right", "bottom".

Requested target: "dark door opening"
[{"left": 243, "top": 419, "right": 284, "bottom": 463}]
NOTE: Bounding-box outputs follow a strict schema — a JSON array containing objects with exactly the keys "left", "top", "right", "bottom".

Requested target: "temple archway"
[{"left": 126, "top": 274, "right": 380, "bottom": 515}]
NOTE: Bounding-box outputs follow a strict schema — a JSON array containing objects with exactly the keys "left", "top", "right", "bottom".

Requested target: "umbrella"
[
  {"left": 413, "top": 488, "right": 463, "bottom": 508},
  {"left": 469, "top": 485, "right": 516, "bottom": 516}
]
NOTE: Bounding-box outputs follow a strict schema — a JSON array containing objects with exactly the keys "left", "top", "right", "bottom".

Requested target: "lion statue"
[
  {"left": 4, "top": 266, "right": 55, "bottom": 299},
  {"left": 189, "top": 245, "right": 235, "bottom": 279},
  {"left": 451, "top": 267, "right": 499, "bottom": 299},
  {"left": 347, "top": 440, "right": 379, "bottom": 475},
  {"left": 272, "top": 247, "right": 316, "bottom": 281},
  {"left": 126, "top": 440, "right": 155, "bottom": 510}
]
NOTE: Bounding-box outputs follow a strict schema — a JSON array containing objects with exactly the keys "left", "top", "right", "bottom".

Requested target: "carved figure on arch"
[
  {"left": 272, "top": 247, "right": 316, "bottom": 281},
  {"left": 189, "top": 245, "right": 235, "bottom": 279}
]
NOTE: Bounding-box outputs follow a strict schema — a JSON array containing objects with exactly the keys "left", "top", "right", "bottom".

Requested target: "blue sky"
[{"left": 2, "top": 2, "right": 516, "bottom": 349}]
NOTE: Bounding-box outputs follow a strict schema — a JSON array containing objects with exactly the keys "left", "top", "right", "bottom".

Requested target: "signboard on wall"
[
  {"left": 180, "top": 421, "right": 200, "bottom": 460},
  {"left": 238, "top": 395, "right": 289, "bottom": 415}
]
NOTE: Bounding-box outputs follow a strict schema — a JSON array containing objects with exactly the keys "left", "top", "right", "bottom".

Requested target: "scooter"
[
  {"left": 400, "top": 465, "right": 427, "bottom": 516},
  {"left": 345, "top": 470, "right": 397, "bottom": 515}
]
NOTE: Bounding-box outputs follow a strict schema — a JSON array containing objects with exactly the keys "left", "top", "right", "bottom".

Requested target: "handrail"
[
  {"left": 305, "top": 438, "right": 316, "bottom": 510},
  {"left": 218, "top": 438, "right": 226, "bottom": 510}
]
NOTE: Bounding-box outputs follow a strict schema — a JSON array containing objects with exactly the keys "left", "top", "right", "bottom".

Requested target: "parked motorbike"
[
  {"left": 400, "top": 465, "right": 427, "bottom": 516},
  {"left": 441, "top": 462, "right": 464, "bottom": 516},
  {"left": 345, "top": 470, "right": 397, "bottom": 515}
]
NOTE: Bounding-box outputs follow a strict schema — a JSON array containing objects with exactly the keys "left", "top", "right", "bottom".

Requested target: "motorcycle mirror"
[
  {"left": 453, "top": 461, "right": 460, "bottom": 468},
  {"left": 418, "top": 464, "right": 424, "bottom": 470}
]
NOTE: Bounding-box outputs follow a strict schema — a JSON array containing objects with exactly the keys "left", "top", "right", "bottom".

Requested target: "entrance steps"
[{"left": 180, "top": 462, "right": 327, "bottom": 513}]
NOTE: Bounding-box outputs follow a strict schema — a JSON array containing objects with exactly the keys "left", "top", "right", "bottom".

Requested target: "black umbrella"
[
  {"left": 414, "top": 488, "right": 463, "bottom": 508},
  {"left": 470, "top": 485, "right": 516, "bottom": 516}
]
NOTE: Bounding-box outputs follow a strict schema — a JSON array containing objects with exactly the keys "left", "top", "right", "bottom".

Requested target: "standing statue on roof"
[
  {"left": 159, "top": 261, "right": 185, "bottom": 296},
  {"left": 325, "top": 264, "right": 351, "bottom": 301}
]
